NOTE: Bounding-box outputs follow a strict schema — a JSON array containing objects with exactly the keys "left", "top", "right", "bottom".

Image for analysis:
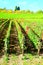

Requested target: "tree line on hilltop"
[{"left": 0, "top": 6, "right": 43, "bottom": 13}]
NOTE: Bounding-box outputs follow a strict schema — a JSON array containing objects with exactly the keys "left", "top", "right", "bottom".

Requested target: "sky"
[{"left": 0, "top": 0, "right": 43, "bottom": 12}]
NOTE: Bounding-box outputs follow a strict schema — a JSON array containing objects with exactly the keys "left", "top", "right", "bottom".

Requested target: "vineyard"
[{"left": 0, "top": 18, "right": 43, "bottom": 65}]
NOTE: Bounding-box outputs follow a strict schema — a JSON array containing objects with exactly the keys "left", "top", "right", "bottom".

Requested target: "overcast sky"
[{"left": 0, "top": 0, "right": 43, "bottom": 12}]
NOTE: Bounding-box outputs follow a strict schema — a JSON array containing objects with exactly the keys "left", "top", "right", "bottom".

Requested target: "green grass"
[
  {"left": 23, "top": 54, "right": 43, "bottom": 65},
  {"left": 0, "top": 12, "right": 43, "bottom": 19}
]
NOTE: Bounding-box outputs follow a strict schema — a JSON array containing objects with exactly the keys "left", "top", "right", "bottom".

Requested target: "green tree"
[
  {"left": 15, "top": 6, "right": 20, "bottom": 11},
  {"left": 15, "top": 6, "right": 18, "bottom": 11},
  {"left": 36, "top": 10, "right": 43, "bottom": 13},
  {"left": 3, "top": 8, "right": 6, "bottom": 10},
  {"left": 17, "top": 6, "right": 20, "bottom": 10}
]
